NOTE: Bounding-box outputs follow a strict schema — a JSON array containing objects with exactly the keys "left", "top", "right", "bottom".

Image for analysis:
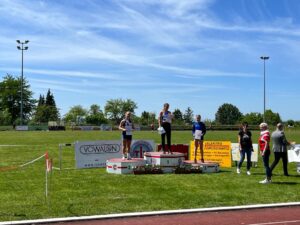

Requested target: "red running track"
[{"left": 46, "top": 206, "right": 300, "bottom": 225}]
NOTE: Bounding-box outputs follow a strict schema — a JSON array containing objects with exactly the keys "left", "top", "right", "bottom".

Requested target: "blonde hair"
[{"left": 259, "top": 122, "right": 268, "bottom": 129}]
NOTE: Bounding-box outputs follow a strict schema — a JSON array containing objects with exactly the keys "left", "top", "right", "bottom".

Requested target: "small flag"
[{"left": 45, "top": 152, "right": 52, "bottom": 172}]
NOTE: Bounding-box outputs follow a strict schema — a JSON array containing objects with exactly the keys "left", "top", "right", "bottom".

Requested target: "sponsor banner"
[
  {"left": 130, "top": 140, "right": 155, "bottom": 158},
  {"left": 231, "top": 143, "right": 259, "bottom": 162},
  {"left": 134, "top": 125, "right": 141, "bottom": 131},
  {"left": 189, "top": 141, "right": 232, "bottom": 168},
  {"left": 100, "top": 124, "right": 112, "bottom": 131},
  {"left": 75, "top": 140, "right": 122, "bottom": 169},
  {"left": 79, "top": 126, "right": 94, "bottom": 131},
  {"left": 288, "top": 144, "right": 300, "bottom": 163},
  {"left": 16, "top": 125, "right": 29, "bottom": 131}
]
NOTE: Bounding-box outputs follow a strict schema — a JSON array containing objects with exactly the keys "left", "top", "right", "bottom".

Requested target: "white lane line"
[
  {"left": 1, "top": 202, "right": 300, "bottom": 225},
  {"left": 248, "top": 220, "right": 300, "bottom": 225}
]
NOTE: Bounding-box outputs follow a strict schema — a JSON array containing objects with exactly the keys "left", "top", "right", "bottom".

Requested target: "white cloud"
[{"left": 1, "top": 0, "right": 300, "bottom": 119}]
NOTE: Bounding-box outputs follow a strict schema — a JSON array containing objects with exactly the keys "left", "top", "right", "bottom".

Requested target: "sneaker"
[
  {"left": 237, "top": 168, "right": 241, "bottom": 174},
  {"left": 259, "top": 179, "right": 271, "bottom": 184},
  {"left": 122, "top": 154, "right": 126, "bottom": 160},
  {"left": 127, "top": 154, "right": 132, "bottom": 160},
  {"left": 247, "top": 171, "right": 251, "bottom": 175}
]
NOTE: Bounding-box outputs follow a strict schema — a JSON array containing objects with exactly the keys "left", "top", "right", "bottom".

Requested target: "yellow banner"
[{"left": 189, "top": 141, "right": 232, "bottom": 168}]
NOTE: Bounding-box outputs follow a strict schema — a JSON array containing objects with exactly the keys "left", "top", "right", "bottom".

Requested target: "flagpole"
[{"left": 45, "top": 166, "right": 48, "bottom": 198}]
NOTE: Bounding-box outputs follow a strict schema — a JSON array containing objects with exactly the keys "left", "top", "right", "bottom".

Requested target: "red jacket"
[{"left": 259, "top": 130, "right": 270, "bottom": 152}]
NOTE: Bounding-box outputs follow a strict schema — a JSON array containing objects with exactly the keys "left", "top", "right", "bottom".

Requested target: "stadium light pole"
[
  {"left": 260, "top": 56, "right": 269, "bottom": 122},
  {"left": 16, "top": 40, "right": 29, "bottom": 126}
]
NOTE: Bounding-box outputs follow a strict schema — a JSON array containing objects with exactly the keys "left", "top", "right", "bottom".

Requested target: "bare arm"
[
  {"left": 158, "top": 111, "right": 163, "bottom": 127},
  {"left": 118, "top": 120, "right": 126, "bottom": 131}
]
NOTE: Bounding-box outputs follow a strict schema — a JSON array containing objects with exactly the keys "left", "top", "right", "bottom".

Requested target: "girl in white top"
[{"left": 119, "top": 111, "right": 135, "bottom": 160}]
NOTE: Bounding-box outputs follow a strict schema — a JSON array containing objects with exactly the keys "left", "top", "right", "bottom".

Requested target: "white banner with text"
[{"left": 75, "top": 140, "right": 122, "bottom": 169}]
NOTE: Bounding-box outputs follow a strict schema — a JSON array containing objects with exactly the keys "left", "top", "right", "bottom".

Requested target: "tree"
[
  {"left": 265, "top": 109, "right": 281, "bottom": 126},
  {"left": 63, "top": 105, "right": 87, "bottom": 124},
  {"left": 33, "top": 89, "right": 59, "bottom": 123},
  {"left": 215, "top": 103, "right": 242, "bottom": 125},
  {"left": 0, "top": 74, "right": 35, "bottom": 125},
  {"left": 140, "top": 111, "right": 150, "bottom": 125},
  {"left": 286, "top": 119, "right": 295, "bottom": 127},
  {"left": 183, "top": 107, "right": 193, "bottom": 124},
  {"left": 86, "top": 104, "right": 107, "bottom": 125},
  {"left": 139, "top": 111, "right": 156, "bottom": 126},
  {"left": 45, "top": 89, "right": 59, "bottom": 121},
  {"left": 38, "top": 94, "right": 45, "bottom": 106},
  {"left": 173, "top": 108, "right": 183, "bottom": 121},
  {"left": 0, "top": 108, "right": 11, "bottom": 125},
  {"left": 149, "top": 112, "right": 156, "bottom": 121},
  {"left": 45, "top": 89, "right": 55, "bottom": 106},
  {"left": 241, "top": 112, "right": 263, "bottom": 125},
  {"left": 104, "top": 98, "right": 137, "bottom": 124}
]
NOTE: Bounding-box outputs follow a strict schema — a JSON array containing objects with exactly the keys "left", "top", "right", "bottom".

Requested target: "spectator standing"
[
  {"left": 258, "top": 123, "right": 272, "bottom": 184},
  {"left": 270, "top": 123, "right": 295, "bottom": 176},
  {"left": 237, "top": 122, "right": 253, "bottom": 175}
]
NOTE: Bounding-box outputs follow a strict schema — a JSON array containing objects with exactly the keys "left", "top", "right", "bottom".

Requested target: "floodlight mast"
[
  {"left": 260, "top": 56, "right": 269, "bottom": 122},
  {"left": 16, "top": 40, "right": 29, "bottom": 126}
]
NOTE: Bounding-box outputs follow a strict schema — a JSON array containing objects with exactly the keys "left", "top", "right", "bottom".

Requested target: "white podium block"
[
  {"left": 184, "top": 160, "right": 219, "bottom": 173},
  {"left": 144, "top": 152, "right": 185, "bottom": 173},
  {"left": 106, "top": 158, "right": 146, "bottom": 174}
]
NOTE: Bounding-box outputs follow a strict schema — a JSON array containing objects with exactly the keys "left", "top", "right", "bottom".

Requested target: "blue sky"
[{"left": 1, "top": 0, "right": 300, "bottom": 121}]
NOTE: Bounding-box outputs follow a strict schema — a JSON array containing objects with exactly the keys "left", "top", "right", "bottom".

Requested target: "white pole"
[
  {"left": 59, "top": 144, "right": 62, "bottom": 170},
  {"left": 45, "top": 167, "right": 48, "bottom": 198}
]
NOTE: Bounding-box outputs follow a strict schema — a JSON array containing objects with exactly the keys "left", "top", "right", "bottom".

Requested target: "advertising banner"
[
  {"left": 75, "top": 140, "right": 122, "bottom": 168},
  {"left": 189, "top": 141, "right": 232, "bottom": 168},
  {"left": 288, "top": 144, "right": 300, "bottom": 162},
  {"left": 130, "top": 140, "right": 155, "bottom": 158},
  {"left": 15, "top": 125, "right": 29, "bottom": 131},
  {"left": 231, "top": 143, "right": 258, "bottom": 162}
]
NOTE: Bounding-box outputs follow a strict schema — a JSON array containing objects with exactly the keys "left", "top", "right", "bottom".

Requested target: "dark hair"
[
  {"left": 239, "top": 122, "right": 248, "bottom": 131},
  {"left": 242, "top": 122, "right": 248, "bottom": 127}
]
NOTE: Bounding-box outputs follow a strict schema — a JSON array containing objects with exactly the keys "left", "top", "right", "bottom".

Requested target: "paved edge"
[{"left": 1, "top": 202, "right": 300, "bottom": 225}]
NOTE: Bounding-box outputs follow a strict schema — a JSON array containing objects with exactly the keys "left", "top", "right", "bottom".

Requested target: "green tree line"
[{"left": 1, "top": 75, "right": 299, "bottom": 127}]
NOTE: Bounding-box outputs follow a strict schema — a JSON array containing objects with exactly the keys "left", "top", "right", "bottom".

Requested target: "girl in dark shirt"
[{"left": 237, "top": 122, "right": 253, "bottom": 175}]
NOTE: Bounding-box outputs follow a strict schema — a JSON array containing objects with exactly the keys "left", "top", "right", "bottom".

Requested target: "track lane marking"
[{"left": 248, "top": 220, "right": 300, "bottom": 225}]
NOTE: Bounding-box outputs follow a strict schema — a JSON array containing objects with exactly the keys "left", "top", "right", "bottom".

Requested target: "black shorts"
[{"left": 122, "top": 132, "right": 132, "bottom": 140}]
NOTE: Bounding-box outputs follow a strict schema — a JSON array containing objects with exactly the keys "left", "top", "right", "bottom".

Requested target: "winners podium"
[
  {"left": 106, "top": 158, "right": 145, "bottom": 174},
  {"left": 184, "top": 160, "right": 220, "bottom": 173},
  {"left": 106, "top": 152, "right": 219, "bottom": 174},
  {"left": 144, "top": 152, "right": 185, "bottom": 173}
]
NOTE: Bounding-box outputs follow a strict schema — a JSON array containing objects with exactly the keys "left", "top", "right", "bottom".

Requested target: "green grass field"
[{"left": 0, "top": 130, "right": 300, "bottom": 222}]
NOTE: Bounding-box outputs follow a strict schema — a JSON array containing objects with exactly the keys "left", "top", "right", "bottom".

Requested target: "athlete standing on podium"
[
  {"left": 192, "top": 115, "right": 206, "bottom": 163},
  {"left": 158, "top": 103, "right": 173, "bottom": 154},
  {"left": 119, "top": 111, "right": 135, "bottom": 160}
]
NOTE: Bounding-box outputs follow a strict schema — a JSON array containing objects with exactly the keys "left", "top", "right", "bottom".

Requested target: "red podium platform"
[
  {"left": 184, "top": 160, "right": 219, "bottom": 173},
  {"left": 157, "top": 144, "right": 189, "bottom": 160},
  {"left": 144, "top": 152, "right": 185, "bottom": 173},
  {"left": 106, "top": 158, "right": 145, "bottom": 174}
]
